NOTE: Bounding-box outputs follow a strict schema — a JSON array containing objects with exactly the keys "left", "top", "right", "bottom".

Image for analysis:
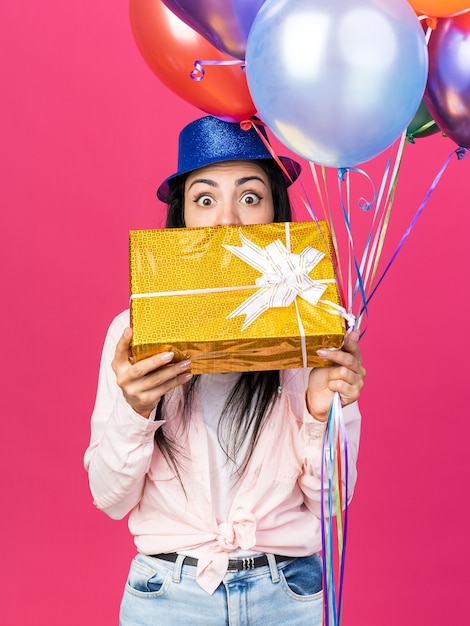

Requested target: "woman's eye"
[
  {"left": 241, "top": 192, "right": 261, "bottom": 205},
  {"left": 195, "top": 194, "right": 214, "bottom": 207}
]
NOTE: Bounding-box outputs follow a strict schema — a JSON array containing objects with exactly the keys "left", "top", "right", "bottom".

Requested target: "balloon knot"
[
  {"left": 426, "top": 17, "right": 438, "bottom": 30},
  {"left": 456, "top": 147, "right": 467, "bottom": 160},
  {"left": 240, "top": 118, "right": 265, "bottom": 133},
  {"left": 240, "top": 120, "right": 253, "bottom": 131}
]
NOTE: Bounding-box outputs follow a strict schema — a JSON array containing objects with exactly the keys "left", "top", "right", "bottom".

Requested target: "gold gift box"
[{"left": 130, "top": 221, "right": 346, "bottom": 374}]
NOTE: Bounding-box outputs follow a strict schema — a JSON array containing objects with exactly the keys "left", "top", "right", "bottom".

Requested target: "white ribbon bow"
[{"left": 223, "top": 232, "right": 337, "bottom": 330}]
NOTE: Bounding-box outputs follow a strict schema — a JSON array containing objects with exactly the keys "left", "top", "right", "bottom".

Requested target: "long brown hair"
[{"left": 155, "top": 159, "right": 293, "bottom": 484}]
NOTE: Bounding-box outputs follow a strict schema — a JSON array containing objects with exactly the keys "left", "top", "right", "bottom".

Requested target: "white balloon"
[{"left": 246, "top": 0, "right": 429, "bottom": 167}]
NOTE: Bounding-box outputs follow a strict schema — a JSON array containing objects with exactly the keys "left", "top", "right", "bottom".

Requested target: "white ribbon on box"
[{"left": 223, "top": 231, "right": 352, "bottom": 330}]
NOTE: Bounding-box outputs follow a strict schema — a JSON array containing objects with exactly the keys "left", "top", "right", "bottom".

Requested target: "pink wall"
[{"left": 1, "top": 2, "right": 468, "bottom": 624}]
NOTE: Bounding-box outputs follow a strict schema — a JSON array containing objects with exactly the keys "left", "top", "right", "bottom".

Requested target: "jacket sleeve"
[{"left": 83, "top": 311, "right": 162, "bottom": 520}]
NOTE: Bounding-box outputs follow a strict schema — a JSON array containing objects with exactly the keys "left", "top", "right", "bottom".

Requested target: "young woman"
[{"left": 84, "top": 116, "right": 365, "bottom": 626}]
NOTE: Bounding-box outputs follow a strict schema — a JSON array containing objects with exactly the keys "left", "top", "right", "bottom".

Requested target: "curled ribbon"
[
  {"left": 190, "top": 59, "right": 245, "bottom": 81},
  {"left": 223, "top": 231, "right": 353, "bottom": 331}
]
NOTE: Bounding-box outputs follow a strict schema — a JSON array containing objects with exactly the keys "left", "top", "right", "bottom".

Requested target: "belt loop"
[
  {"left": 172, "top": 553, "right": 186, "bottom": 583},
  {"left": 266, "top": 553, "right": 280, "bottom": 583}
]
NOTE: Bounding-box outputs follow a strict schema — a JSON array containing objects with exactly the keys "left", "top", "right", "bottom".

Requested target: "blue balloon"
[{"left": 246, "top": 0, "right": 429, "bottom": 167}]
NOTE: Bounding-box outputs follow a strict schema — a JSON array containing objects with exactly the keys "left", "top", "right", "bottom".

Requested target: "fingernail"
[
  {"left": 181, "top": 373, "right": 193, "bottom": 382},
  {"left": 160, "top": 351, "right": 174, "bottom": 362},
  {"left": 179, "top": 359, "right": 191, "bottom": 369},
  {"left": 124, "top": 328, "right": 132, "bottom": 339},
  {"left": 316, "top": 349, "right": 330, "bottom": 358}
]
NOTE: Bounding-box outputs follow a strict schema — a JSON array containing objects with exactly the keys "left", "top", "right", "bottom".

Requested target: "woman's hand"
[
  {"left": 111, "top": 328, "right": 192, "bottom": 418},
  {"left": 307, "top": 330, "right": 366, "bottom": 422}
]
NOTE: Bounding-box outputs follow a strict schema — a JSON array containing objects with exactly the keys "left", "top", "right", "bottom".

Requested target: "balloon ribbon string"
[
  {"left": 310, "top": 163, "right": 348, "bottom": 315},
  {"left": 359, "top": 146, "right": 465, "bottom": 317},
  {"left": 321, "top": 392, "right": 349, "bottom": 626},
  {"left": 240, "top": 120, "right": 323, "bottom": 226},
  {"left": 336, "top": 131, "right": 406, "bottom": 333},
  {"left": 336, "top": 169, "right": 369, "bottom": 332},
  {"left": 190, "top": 59, "right": 245, "bottom": 80},
  {"left": 239, "top": 119, "right": 297, "bottom": 185},
  {"left": 321, "top": 402, "right": 332, "bottom": 626},
  {"left": 363, "top": 133, "right": 406, "bottom": 290},
  {"left": 337, "top": 404, "right": 349, "bottom": 626}
]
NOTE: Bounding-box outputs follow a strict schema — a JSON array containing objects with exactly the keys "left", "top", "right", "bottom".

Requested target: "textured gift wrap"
[{"left": 130, "top": 221, "right": 349, "bottom": 374}]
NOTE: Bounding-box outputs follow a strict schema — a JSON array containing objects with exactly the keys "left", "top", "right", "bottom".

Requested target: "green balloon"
[{"left": 407, "top": 99, "right": 440, "bottom": 139}]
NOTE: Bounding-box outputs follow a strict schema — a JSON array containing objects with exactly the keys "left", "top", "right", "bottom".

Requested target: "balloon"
[
  {"left": 161, "top": 0, "right": 266, "bottom": 59},
  {"left": 129, "top": 0, "right": 256, "bottom": 121},
  {"left": 407, "top": 99, "right": 440, "bottom": 139},
  {"left": 246, "top": 0, "right": 429, "bottom": 167},
  {"left": 407, "top": 1, "right": 470, "bottom": 18},
  {"left": 425, "top": 12, "right": 470, "bottom": 148}
]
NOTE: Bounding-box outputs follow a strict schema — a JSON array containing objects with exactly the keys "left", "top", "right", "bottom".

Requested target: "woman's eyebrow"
[
  {"left": 236, "top": 176, "right": 267, "bottom": 187},
  {"left": 187, "top": 178, "right": 218, "bottom": 190}
]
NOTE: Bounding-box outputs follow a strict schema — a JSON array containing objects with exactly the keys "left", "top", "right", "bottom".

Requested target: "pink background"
[{"left": 1, "top": 2, "right": 469, "bottom": 624}]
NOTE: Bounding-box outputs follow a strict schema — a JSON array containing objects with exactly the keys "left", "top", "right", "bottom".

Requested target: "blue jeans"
[{"left": 120, "top": 553, "right": 323, "bottom": 625}]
